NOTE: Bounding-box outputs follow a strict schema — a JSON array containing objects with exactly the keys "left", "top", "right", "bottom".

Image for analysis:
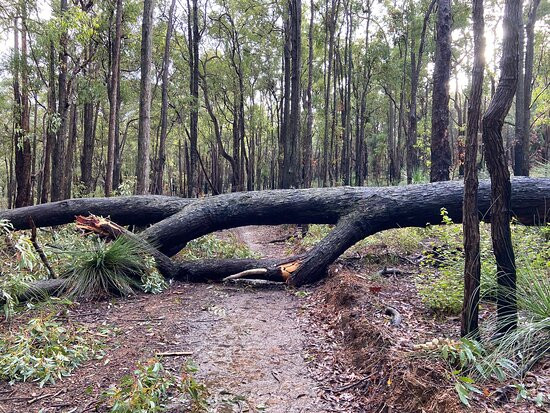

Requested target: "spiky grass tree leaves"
[{"left": 62, "top": 236, "right": 160, "bottom": 300}]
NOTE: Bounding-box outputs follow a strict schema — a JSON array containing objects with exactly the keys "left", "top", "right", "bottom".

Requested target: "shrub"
[
  {"left": 178, "top": 234, "right": 259, "bottom": 260},
  {"left": 104, "top": 359, "right": 208, "bottom": 413},
  {"left": 0, "top": 315, "right": 102, "bottom": 386},
  {"left": 62, "top": 236, "right": 166, "bottom": 299}
]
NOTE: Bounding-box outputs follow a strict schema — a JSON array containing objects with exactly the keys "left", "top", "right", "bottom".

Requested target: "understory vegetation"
[{"left": 295, "top": 214, "right": 549, "bottom": 407}]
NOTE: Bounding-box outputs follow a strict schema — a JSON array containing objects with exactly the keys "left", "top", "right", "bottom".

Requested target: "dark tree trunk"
[
  {"left": 187, "top": 0, "right": 200, "bottom": 197},
  {"left": 106, "top": 0, "right": 123, "bottom": 196},
  {"left": 303, "top": 0, "right": 314, "bottom": 188},
  {"left": 64, "top": 102, "right": 77, "bottom": 198},
  {"left": 40, "top": 42, "right": 57, "bottom": 204},
  {"left": 152, "top": 0, "right": 176, "bottom": 195},
  {"left": 13, "top": 9, "right": 32, "bottom": 208},
  {"left": 513, "top": 2, "right": 526, "bottom": 177},
  {"left": 136, "top": 0, "right": 154, "bottom": 195},
  {"left": 407, "top": 0, "right": 436, "bottom": 183},
  {"left": 429, "top": 0, "right": 452, "bottom": 182},
  {"left": 81, "top": 99, "right": 95, "bottom": 193},
  {"left": 461, "top": 0, "right": 484, "bottom": 338},
  {"left": 52, "top": 0, "right": 69, "bottom": 202},
  {"left": 282, "top": 0, "right": 302, "bottom": 189},
  {"left": 520, "top": 0, "right": 542, "bottom": 177},
  {"left": 482, "top": 0, "right": 522, "bottom": 334}
]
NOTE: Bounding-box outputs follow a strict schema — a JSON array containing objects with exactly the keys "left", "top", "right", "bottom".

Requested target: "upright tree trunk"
[
  {"left": 303, "top": 0, "right": 314, "bottom": 188},
  {"left": 64, "top": 102, "right": 77, "bottom": 198},
  {"left": 186, "top": 0, "right": 200, "bottom": 197},
  {"left": 52, "top": 0, "right": 69, "bottom": 202},
  {"left": 136, "top": 0, "right": 155, "bottom": 195},
  {"left": 14, "top": 8, "right": 32, "bottom": 208},
  {"left": 461, "top": 0, "right": 485, "bottom": 338},
  {"left": 105, "top": 0, "right": 123, "bottom": 196},
  {"left": 429, "top": 0, "right": 452, "bottom": 182},
  {"left": 513, "top": 2, "right": 526, "bottom": 176},
  {"left": 407, "top": 0, "right": 436, "bottom": 184},
  {"left": 282, "top": 0, "right": 302, "bottom": 189},
  {"left": 482, "top": 0, "right": 522, "bottom": 334},
  {"left": 521, "top": 0, "right": 542, "bottom": 177},
  {"left": 40, "top": 42, "right": 56, "bottom": 204},
  {"left": 153, "top": 0, "right": 176, "bottom": 195}
]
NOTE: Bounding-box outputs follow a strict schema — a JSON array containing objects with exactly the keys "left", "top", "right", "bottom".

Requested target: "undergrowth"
[
  {"left": 104, "top": 359, "right": 208, "bottom": 412},
  {"left": 0, "top": 315, "right": 104, "bottom": 386},
  {"left": 178, "top": 233, "right": 259, "bottom": 260}
]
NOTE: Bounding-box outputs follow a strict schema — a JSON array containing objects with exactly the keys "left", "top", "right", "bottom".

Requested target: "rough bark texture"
[
  {"left": 52, "top": 0, "right": 69, "bottom": 202},
  {"left": 429, "top": 0, "right": 452, "bottom": 182},
  {"left": 187, "top": 0, "right": 200, "bottom": 197},
  {"left": 1, "top": 196, "right": 191, "bottom": 230},
  {"left": 105, "top": 0, "right": 123, "bottom": 197},
  {"left": 152, "top": 0, "right": 176, "bottom": 195},
  {"left": 4, "top": 178, "right": 550, "bottom": 290},
  {"left": 521, "top": 0, "right": 542, "bottom": 177},
  {"left": 139, "top": 178, "right": 550, "bottom": 257},
  {"left": 482, "top": 0, "right": 522, "bottom": 334},
  {"left": 513, "top": 1, "right": 526, "bottom": 177},
  {"left": 407, "top": 0, "right": 436, "bottom": 183},
  {"left": 461, "top": 0, "right": 484, "bottom": 338},
  {"left": 136, "top": 0, "right": 154, "bottom": 195}
]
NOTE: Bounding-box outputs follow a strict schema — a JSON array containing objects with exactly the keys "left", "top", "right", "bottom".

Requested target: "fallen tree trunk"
[
  {"left": 5, "top": 178, "right": 550, "bottom": 291},
  {"left": 0, "top": 195, "right": 192, "bottom": 230},
  {"left": 141, "top": 177, "right": 549, "bottom": 254}
]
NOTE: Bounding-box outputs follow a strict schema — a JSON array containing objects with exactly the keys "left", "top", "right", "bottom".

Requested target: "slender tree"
[
  {"left": 482, "top": 0, "right": 523, "bottom": 334},
  {"left": 461, "top": 0, "right": 485, "bottom": 337},
  {"left": 51, "top": 0, "right": 70, "bottom": 201},
  {"left": 136, "top": 0, "right": 154, "bottom": 195},
  {"left": 406, "top": 0, "right": 436, "bottom": 184},
  {"left": 152, "top": 0, "right": 176, "bottom": 194},
  {"left": 429, "top": 0, "right": 452, "bottom": 182}
]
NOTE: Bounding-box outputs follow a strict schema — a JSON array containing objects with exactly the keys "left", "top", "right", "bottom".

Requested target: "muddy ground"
[{"left": 0, "top": 225, "right": 548, "bottom": 413}]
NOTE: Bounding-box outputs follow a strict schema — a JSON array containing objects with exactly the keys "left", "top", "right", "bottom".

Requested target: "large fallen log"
[
  {"left": 4, "top": 178, "right": 550, "bottom": 289},
  {"left": 0, "top": 195, "right": 192, "bottom": 230}
]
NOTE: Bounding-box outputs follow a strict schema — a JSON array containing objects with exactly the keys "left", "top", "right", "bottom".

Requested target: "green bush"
[
  {"left": 62, "top": 236, "right": 166, "bottom": 299},
  {"left": 0, "top": 315, "right": 103, "bottom": 386},
  {"left": 178, "top": 234, "right": 259, "bottom": 260},
  {"left": 104, "top": 359, "right": 208, "bottom": 413}
]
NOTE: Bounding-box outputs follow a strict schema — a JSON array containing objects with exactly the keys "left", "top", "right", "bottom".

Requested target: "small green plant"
[
  {"left": 104, "top": 359, "right": 208, "bottom": 413},
  {"left": 62, "top": 236, "right": 165, "bottom": 299},
  {"left": 178, "top": 234, "right": 259, "bottom": 260},
  {"left": 0, "top": 315, "right": 102, "bottom": 386}
]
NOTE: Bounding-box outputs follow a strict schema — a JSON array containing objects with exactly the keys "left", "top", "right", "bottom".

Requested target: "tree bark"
[
  {"left": 520, "top": 0, "right": 542, "bottom": 177},
  {"left": 13, "top": 8, "right": 33, "bottom": 208},
  {"left": 461, "top": 0, "right": 484, "bottom": 338},
  {"left": 136, "top": 0, "right": 155, "bottom": 195},
  {"left": 429, "top": 0, "right": 452, "bottom": 182},
  {"left": 303, "top": 0, "right": 314, "bottom": 188},
  {"left": 187, "top": 0, "right": 200, "bottom": 197},
  {"left": 1, "top": 195, "right": 192, "bottom": 230},
  {"left": 407, "top": 0, "right": 436, "bottom": 184},
  {"left": 40, "top": 42, "right": 57, "bottom": 204},
  {"left": 152, "top": 0, "right": 176, "bottom": 195},
  {"left": 513, "top": 2, "right": 526, "bottom": 177},
  {"left": 482, "top": 0, "right": 522, "bottom": 334},
  {"left": 52, "top": 0, "right": 69, "bottom": 202},
  {"left": 4, "top": 179, "right": 549, "bottom": 290}
]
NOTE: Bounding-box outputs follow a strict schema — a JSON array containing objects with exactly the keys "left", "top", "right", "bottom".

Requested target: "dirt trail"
[{"left": 183, "top": 226, "right": 327, "bottom": 412}]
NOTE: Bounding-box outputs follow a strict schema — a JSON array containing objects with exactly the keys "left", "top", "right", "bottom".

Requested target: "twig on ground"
[{"left": 155, "top": 351, "right": 193, "bottom": 357}]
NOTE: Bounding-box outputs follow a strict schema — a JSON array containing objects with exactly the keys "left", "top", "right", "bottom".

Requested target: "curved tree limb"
[{"left": 0, "top": 195, "right": 192, "bottom": 230}]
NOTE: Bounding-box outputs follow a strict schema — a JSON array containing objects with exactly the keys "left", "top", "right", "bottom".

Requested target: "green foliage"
[
  {"left": 178, "top": 234, "right": 259, "bottom": 260},
  {"left": 416, "top": 209, "right": 549, "bottom": 315},
  {"left": 104, "top": 359, "right": 208, "bottom": 413},
  {"left": 0, "top": 315, "right": 103, "bottom": 387},
  {"left": 0, "top": 220, "right": 49, "bottom": 319},
  {"left": 62, "top": 236, "right": 166, "bottom": 299}
]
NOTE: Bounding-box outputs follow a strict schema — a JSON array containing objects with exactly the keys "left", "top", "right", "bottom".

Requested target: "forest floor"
[{"left": 0, "top": 225, "right": 548, "bottom": 412}]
